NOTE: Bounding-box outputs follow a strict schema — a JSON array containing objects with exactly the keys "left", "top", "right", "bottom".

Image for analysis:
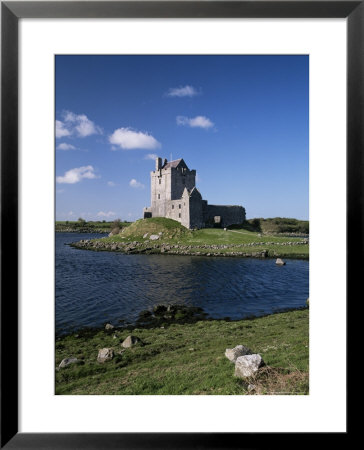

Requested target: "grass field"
[{"left": 55, "top": 308, "right": 309, "bottom": 395}]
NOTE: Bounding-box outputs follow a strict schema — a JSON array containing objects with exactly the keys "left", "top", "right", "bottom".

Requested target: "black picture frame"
[{"left": 1, "top": 1, "right": 356, "bottom": 447}]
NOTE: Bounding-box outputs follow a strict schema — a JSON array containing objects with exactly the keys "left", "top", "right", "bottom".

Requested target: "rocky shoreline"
[
  {"left": 56, "top": 227, "right": 108, "bottom": 233},
  {"left": 70, "top": 238, "right": 309, "bottom": 259}
]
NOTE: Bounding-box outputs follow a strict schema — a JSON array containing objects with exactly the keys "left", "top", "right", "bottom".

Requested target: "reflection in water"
[{"left": 56, "top": 233, "right": 309, "bottom": 333}]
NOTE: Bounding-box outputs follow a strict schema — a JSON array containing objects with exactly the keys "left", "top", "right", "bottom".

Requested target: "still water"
[{"left": 56, "top": 233, "right": 309, "bottom": 334}]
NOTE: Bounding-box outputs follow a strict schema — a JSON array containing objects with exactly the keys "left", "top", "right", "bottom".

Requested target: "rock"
[
  {"left": 153, "top": 304, "right": 167, "bottom": 315},
  {"left": 149, "top": 234, "right": 160, "bottom": 240},
  {"left": 97, "top": 348, "right": 114, "bottom": 363},
  {"left": 158, "top": 232, "right": 163, "bottom": 235},
  {"left": 276, "top": 258, "right": 286, "bottom": 265},
  {"left": 59, "top": 357, "right": 78, "bottom": 369},
  {"left": 105, "top": 323, "right": 114, "bottom": 330},
  {"left": 225, "top": 345, "right": 252, "bottom": 363},
  {"left": 121, "top": 335, "right": 140, "bottom": 348},
  {"left": 247, "top": 384, "right": 256, "bottom": 392},
  {"left": 306, "top": 297, "right": 309, "bottom": 306},
  {"left": 143, "top": 233, "right": 149, "bottom": 238},
  {"left": 234, "top": 354, "right": 264, "bottom": 378}
]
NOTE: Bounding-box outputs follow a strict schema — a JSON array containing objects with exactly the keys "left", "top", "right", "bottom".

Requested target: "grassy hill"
[{"left": 121, "top": 217, "right": 190, "bottom": 239}]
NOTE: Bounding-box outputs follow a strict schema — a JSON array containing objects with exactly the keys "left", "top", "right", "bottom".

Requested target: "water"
[{"left": 56, "top": 232, "right": 309, "bottom": 334}]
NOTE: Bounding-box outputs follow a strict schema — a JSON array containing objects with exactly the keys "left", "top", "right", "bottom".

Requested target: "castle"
[{"left": 143, "top": 157, "right": 245, "bottom": 229}]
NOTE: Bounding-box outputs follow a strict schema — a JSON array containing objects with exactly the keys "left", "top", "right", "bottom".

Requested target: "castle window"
[
  {"left": 178, "top": 213, "right": 181, "bottom": 218},
  {"left": 159, "top": 179, "right": 161, "bottom": 185},
  {"left": 158, "top": 194, "right": 160, "bottom": 199},
  {"left": 172, "top": 205, "right": 174, "bottom": 209},
  {"left": 179, "top": 204, "right": 181, "bottom": 209}
]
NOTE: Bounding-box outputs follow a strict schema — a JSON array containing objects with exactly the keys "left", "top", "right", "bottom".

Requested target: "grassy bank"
[
  {"left": 55, "top": 308, "right": 309, "bottom": 395},
  {"left": 71, "top": 218, "right": 309, "bottom": 259}
]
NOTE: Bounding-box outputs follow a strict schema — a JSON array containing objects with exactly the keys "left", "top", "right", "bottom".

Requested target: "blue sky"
[{"left": 56, "top": 55, "right": 308, "bottom": 221}]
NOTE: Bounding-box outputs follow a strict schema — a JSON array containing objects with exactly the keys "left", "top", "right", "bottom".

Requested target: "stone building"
[{"left": 143, "top": 157, "right": 245, "bottom": 229}]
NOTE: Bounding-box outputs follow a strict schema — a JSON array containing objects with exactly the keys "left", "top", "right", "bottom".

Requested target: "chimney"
[{"left": 155, "top": 157, "right": 162, "bottom": 171}]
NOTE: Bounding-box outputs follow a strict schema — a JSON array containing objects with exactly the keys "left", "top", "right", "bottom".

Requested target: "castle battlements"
[{"left": 143, "top": 157, "right": 245, "bottom": 229}]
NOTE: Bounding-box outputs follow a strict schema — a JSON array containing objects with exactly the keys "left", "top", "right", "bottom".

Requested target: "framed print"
[{"left": 1, "top": 0, "right": 357, "bottom": 447}]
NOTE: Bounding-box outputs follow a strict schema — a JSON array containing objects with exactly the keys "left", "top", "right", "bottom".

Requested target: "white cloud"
[
  {"left": 166, "top": 85, "right": 199, "bottom": 97},
  {"left": 56, "top": 189, "right": 65, "bottom": 194},
  {"left": 109, "top": 127, "right": 161, "bottom": 150},
  {"left": 56, "top": 120, "right": 71, "bottom": 138},
  {"left": 64, "top": 111, "right": 102, "bottom": 137},
  {"left": 97, "top": 211, "right": 116, "bottom": 218},
  {"left": 56, "top": 143, "right": 77, "bottom": 151},
  {"left": 56, "top": 165, "right": 99, "bottom": 184},
  {"left": 129, "top": 179, "right": 145, "bottom": 189},
  {"left": 144, "top": 153, "right": 158, "bottom": 160},
  {"left": 55, "top": 111, "right": 102, "bottom": 139},
  {"left": 107, "top": 181, "right": 116, "bottom": 187},
  {"left": 176, "top": 115, "right": 214, "bottom": 129}
]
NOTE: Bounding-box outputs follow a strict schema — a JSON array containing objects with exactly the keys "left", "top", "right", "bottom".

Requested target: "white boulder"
[
  {"left": 225, "top": 345, "right": 252, "bottom": 363},
  {"left": 59, "top": 357, "right": 78, "bottom": 369},
  {"left": 97, "top": 348, "right": 114, "bottom": 363},
  {"left": 121, "top": 335, "right": 140, "bottom": 348},
  {"left": 234, "top": 354, "right": 264, "bottom": 378}
]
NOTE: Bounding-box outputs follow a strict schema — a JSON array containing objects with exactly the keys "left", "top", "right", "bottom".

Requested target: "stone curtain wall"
[{"left": 204, "top": 205, "right": 246, "bottom": 228}]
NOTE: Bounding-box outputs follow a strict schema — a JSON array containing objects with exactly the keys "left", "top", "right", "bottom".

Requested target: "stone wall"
[
  {"left": 164, "top": 199, "right": 187, "bottom": 224},
  {"left": 188, "top": 192, "right": 204, "bottom": 229},
  {"left": 170, "top": 167, "right": 196, "bottom": 200},
  {"left": 204, "top": 205, "right": 246, "bottom": 228}
]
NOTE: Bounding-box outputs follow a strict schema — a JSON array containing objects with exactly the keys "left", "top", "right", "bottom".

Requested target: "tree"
[{"left": 78, "top": 217, "right": 86, "bottom": 226}]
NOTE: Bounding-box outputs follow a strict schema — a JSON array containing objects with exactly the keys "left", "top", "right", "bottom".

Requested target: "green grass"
[
  {"left": 55, "top": 309, "right": 309, "bottom": 395},
  {"left": 121, "top": 217, "right": 189, "bottom": 238}
]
